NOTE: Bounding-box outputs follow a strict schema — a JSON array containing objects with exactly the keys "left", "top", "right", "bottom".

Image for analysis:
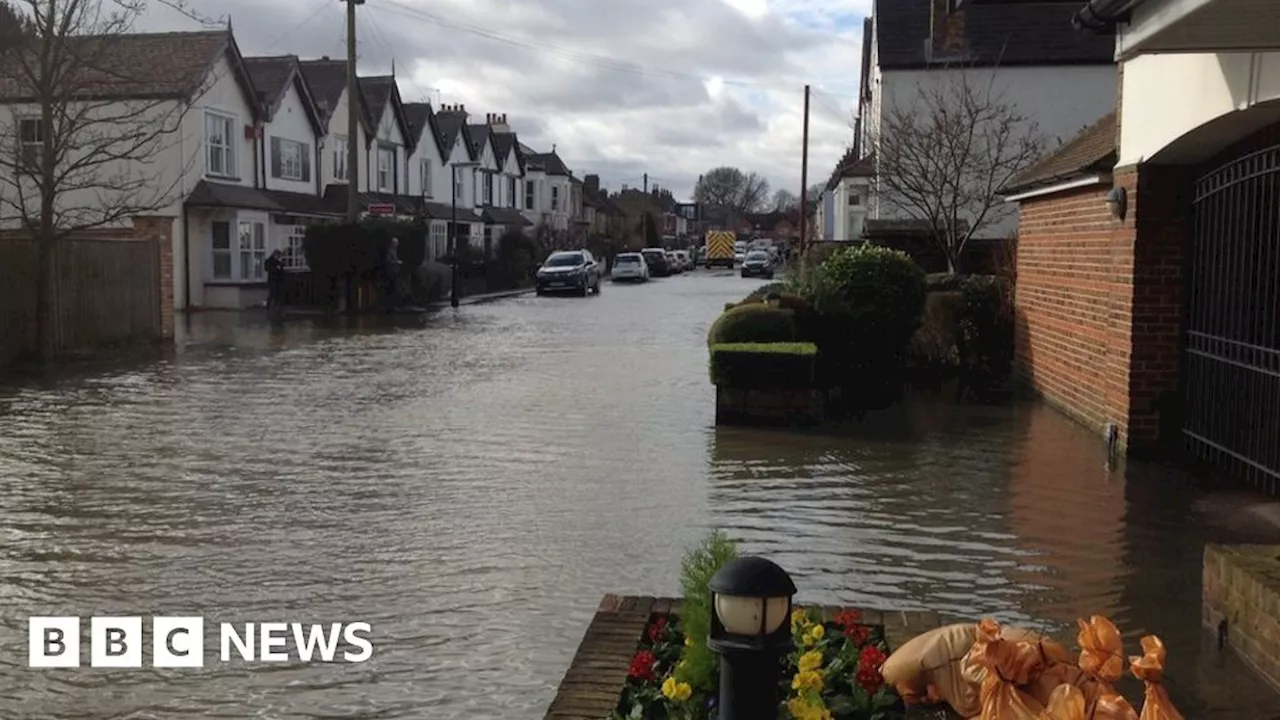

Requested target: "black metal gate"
[{"left": 1185, "top": 145, "right": 1280, "bottom": 495}]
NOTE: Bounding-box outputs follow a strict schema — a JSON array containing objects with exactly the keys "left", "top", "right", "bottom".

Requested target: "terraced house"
[{"left": 0, "top": 27, "right": 595, "bottom": 311}]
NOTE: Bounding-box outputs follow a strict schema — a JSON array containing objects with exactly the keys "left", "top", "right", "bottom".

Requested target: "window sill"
[
  {"left": 206, "top": 174, "right": 242, "bottom": 183},
  {"left": 206, "top": 281, "right": 268, "bottom": 287}
]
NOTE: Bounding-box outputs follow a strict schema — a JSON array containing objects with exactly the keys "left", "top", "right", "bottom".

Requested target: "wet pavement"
[{"left": 1, "top": 270, "right": 1279, "bottom": 719}]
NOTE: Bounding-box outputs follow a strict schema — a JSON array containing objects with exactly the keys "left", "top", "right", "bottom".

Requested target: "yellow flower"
[
  {"left": 798, "top": 649, "right": 824, "bottom": 673},
  {"left": 661, "top": 676, "right": 678, "bottom": 700},
  {"left": 791, "top": 669, "right": 824, "bottom": 692},
  {"left": 787, "top": 697, "right": 832, "bottom": 720},
  {"left": 673, "top": 682, "right": 693, "bottom": 702},
  {"left": 684, "top": 636, "right": 694, "bottom": 647},
  {"left": 791, "top": 608, "right": 810, "bottom": 630},
  {"left": 802, "top": 623, "right": 825, "bottom": 646}
]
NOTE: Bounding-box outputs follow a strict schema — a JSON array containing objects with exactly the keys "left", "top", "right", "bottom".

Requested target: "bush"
[
  {"left": 672, "top": 531, "right": 738, "bottom": 695},
  {"left": 741, "top": 282, "right": 789, "bottom": 304},
  {"left": 303, "top": 219, "right": 427, "bottom": 280},
  {"left": 488, "top": 230, "right": 541, "bottom": 290},
  {"left": 904, "top": 274, "right": 1014, "bottom": 391},
  {"left": 707, "top": 304, "right": 796, "bottom": 345},
  {"left": 709, "top": 342, "right": 818, "bottom": 388}
]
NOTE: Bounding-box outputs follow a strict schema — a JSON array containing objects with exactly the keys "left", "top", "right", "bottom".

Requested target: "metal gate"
[{"left": 1185, "top": 145, "right": 1280, "bottom": 495}]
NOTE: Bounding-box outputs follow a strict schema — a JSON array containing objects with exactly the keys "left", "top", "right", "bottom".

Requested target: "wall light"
[{"left": 1106, "top": 185, "right": 1128, "bottom": 221}]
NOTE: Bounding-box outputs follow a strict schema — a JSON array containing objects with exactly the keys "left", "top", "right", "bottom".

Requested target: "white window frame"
[
  {"left": 453, "top": 166, "right": 464, "bottom": 200},
  {"left": 551, "top": 184, "right": 560, "bottom": 211},
  {"left": 377, "top": 146, "right": 394, "bottom": 192},
  {"left": 17, "top": 117, "right": 43, "bottom": 171},
  {"left": 282, "top": 224, "right": 309, "bottom": 270},
  {"left": 420, "top": 158, "right": 433, "bottom": 197},
  {"left": 237, "top": 220, "right": 267, "bottom": 282},
  {"left": 278, "top": 138, "right": 305, "bottom": 181},
  {"left": 483, "top": 172, "right": 493, "bottom": 206},
  {"left": 333, "top": 136, "right": 348, "bottom": 181},
  {"left": 525, "top": 180, "right": 534, "bottom": 210},
  {"left": 205, "top": 111, "right": 237, "bottom": 179},
  {"left": 429, "top": 221, "right": 447, "bottom": 261},
  {"left": 211, "top": 220, "right": 232, "bottom": 280},
  {"left": 508, "top": 177, "right": 517, "bottom": 208}
]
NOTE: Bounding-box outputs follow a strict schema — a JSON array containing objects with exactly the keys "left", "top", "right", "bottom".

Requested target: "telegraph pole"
[
  {"left": 798, "top": 84, "right": 810, "bottom": 258},
  {"left": 643, "top": 173, "right": 648, "bottom": 194},
  {"left": 345, "top": 0, "right": 365, "bottom": 223}
]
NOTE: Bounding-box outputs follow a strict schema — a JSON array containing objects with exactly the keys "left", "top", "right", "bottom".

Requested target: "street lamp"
[
  {"left": 450, "top": 161, "right": 480, "bottom": 308},
  {"left": 707, "top": 556, "right": 797, "bottom": 720}
]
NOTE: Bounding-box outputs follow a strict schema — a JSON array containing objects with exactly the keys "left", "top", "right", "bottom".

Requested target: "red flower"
[
  {"left": 855, "top": 645, "right": 888, "bottom": 695},
  {"left": 647, "top": 617, "right": 668, "bottom": 643},
  {"left": 629, "top": 650, "right": 657, "bottom": 682},
  {"left": 845, "top": 623, "right": 870, "bottom": 646},
  {"left": 833, "top": 609, "right": 862, "bottom": 628}
]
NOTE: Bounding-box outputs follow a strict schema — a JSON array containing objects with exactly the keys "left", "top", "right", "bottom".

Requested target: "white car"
[
  {"left": 673, "top": 250, "right": 692, "bottom": 270},
  {"left": 611, "top": 252, "right": 650, "bottom": 282}
]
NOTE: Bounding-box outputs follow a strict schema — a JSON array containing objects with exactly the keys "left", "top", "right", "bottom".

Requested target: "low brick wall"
[
  {"left": 715, "top": 386, "right": 825, "bottom": 426},
  {"left": 1203, "top": 544, "right": 1280, "bottom": 692},
  {"left": 542, "top": 595, "right": 962, "bottom": 720}
]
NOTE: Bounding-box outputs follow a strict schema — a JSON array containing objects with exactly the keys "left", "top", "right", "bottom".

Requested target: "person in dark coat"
[
  {"left": 264, "top": 249, "right": 286, "bottom": 311},
  {"left": 382, "top": 237, "right": 403, "bottom": 312}
]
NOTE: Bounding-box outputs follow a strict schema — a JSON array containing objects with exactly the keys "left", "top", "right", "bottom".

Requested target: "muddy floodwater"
[{"left": 2, "top": 271, "right": 1278, "bottom": 719}]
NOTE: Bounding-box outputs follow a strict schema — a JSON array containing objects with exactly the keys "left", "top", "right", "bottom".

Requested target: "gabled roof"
[
  {"left": 244, "top": 55, "right": 323, "bottom": 137},
  {"left": 403, "top": 102, "right": 444, "bottom": 163},
  {"left": 466, "top": 123, "right": 492, "bottom": 163},
  {"left": 872, "top": 0, "right": 1114, "bottom": 70},
  {"left": 0, "top": 29, "right": 259, "bottom": 111},
  {"left": 491, "top": 132, "right": 525, "bottom": 174},
  {"left": 527, "top": 150, "right": 570, "bottom": 176},
  {"left": 434, "top": 110, "right": 475, "bottom": 161},
  {"left": 824, "top": 147, "right": 875, "bottom": 192},
  {"left": 358, "top": 76, "right": 413, "bottom": 150},
  {"left": 1003, "top": 111, "right": 1117, "bottom": 195},
  {"left": 297, "top": 58, "right": 373, "bottom": 136}
]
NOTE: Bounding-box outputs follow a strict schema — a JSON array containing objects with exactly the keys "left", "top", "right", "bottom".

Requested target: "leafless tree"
[
  {"left": 771, "top": 188, "right": 797, "bottom": 212},
  {"left": 0, "top": 0, "right": 212, "bottom": 358},
  {"left": 693, "top": 166, "right": 771, "bottom": 215},
  {"left": 876, "top": 68, "right": 1045, "bottom": 272}
]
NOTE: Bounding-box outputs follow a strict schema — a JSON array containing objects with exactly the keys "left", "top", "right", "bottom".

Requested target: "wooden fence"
[{"left": 1, "top": 222, "right": 171, "bottom": 365}]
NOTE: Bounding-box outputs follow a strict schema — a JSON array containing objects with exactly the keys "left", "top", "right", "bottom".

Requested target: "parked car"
[
  {"left": 673, "top": 250, "right": 692, "bottom": 271},
  {"left": 664, "top": 251, "right": 683, "bottom": 274},
  {"left": 536, "top": 250, "right": 602, "bottom": 296},
  {"left": 611, "top": 252, "right": 649, "bottom": 282},
  {"left": 740, "top": 250, "right": 775, "bottom": 279},
  {"left": 733, "top": 240, "right": 747, "bottom": 265},
  {"left": 641, "top": 248, "right": 672, "bottom": 277}
]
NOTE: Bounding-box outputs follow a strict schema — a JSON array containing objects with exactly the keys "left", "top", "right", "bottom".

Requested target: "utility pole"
[
  {"left": 643, "top": 173, "right": 648, "bottom": 194},
  {"left": 798, "top": 84, "right": 810, "bottom": 259},
  {"left": 345, "top": 0, "right": 365, "bottom": 223}
]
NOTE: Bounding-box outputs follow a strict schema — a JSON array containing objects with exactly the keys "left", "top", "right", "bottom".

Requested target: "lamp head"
[
  {"left": 707, "top": 556, "right": 797, "bottom": 653},
  {"left": 1106, "top": 185, "right": 1128, "bottom": 221}
]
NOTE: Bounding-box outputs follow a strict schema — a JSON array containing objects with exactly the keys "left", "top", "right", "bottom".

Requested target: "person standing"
[
  {"left": 264, "top": 249, "right": 286, "bottom": 314},
  {"left": 382, "top": 237, "right": 403, "bottom": 312}
]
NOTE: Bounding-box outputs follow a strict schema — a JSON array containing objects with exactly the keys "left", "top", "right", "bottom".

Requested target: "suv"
[
  {"left": 640, "top": 248, "right": 672, "bottom": 277},
  {"left": 536, "top": 250, "right": 601, "bottom": 296}
]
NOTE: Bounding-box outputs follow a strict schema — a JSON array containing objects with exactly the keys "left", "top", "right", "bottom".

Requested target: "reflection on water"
[{"left": 1, "top": 275, "right": 1278, "bottom": 719}]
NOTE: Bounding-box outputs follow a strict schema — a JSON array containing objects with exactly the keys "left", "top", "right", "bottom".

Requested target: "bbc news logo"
[{"left": 28, "top": 617, "right": 373, "bottom": 667}]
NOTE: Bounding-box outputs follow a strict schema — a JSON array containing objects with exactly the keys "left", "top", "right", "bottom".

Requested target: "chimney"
[
  {"left": 321, "top": 55, "right": 330, "bottom": 61},
  {"left": 584, "top": 174, "right": 600, "bottom": 196},
  {"left": 488, "top": 112, "right": 511, "bottom": 133},
  {"left": 929, "top": 0, "right": 966, "bottom": 60}
]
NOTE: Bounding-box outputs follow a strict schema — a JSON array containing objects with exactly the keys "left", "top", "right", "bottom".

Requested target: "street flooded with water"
[{"left": 2, "top": 271, "right": 1279, "bottom": 719}]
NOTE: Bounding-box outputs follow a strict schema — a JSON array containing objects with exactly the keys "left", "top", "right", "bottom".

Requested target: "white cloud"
[{"left": 144, "top": 0, "right": 870, "bottom": 200}]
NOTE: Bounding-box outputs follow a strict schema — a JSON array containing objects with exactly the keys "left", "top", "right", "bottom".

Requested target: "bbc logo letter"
[{"left": 29, "top": 617, "right": 205, "bottom": 668}]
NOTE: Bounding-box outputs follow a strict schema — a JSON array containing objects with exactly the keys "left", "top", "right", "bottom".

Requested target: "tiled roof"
[
  {"left": 320, "top": 184, "right": 485, "bottom": 222},
  {"left": 403, "top": 102, "right": 443, "bottom": 161},
  {"left": 481, "top": 207, "right": 533, "bottom": 226},
  {"left": 491, "top": 132, "right": 516, "bottom": 167},
  {"left": 1004, "top": 111, "right": 1116, "bottom": 193},
  {"left": 243, "top": 55, "right": 294, "bottom": 106},
  {"left": 527, "top": 151, "right": 570, "bottom": 176},
  {"left": 297, "top": 58, "right": 374, "bottom": 135},
  {"left": 434, "top": 111, "right": 470, "bottom": 159},
  {"left": 185, "top": 181, "right": 337, "bottom": 216},
  {"left": 824, "top": 147, "right": 874, "bottom": 192},
  {"left": 465, "top": 124, "right": 490, "bottom": 157},
  {"left": 359, "top": 76, "right": 395, "bottom": 129},
  {"left": 0, "top": 30, "right": 238, "bottom": 102},
  {"left": 421, "top": 200, "right": 483, "bottom": 223},
  {"left": 873, "top": 0, "right": 1114, "bottom": 69}
]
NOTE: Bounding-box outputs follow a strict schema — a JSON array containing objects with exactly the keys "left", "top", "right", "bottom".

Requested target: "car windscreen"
[
  {"left": 641, "top": 250, "right": 664, "bottom": 259},
  {"left": 545, "top": 254, "right": 584, "bottom": 267},
  {"left": 746, "top": 252, "right": 769, "bottom": 261}
]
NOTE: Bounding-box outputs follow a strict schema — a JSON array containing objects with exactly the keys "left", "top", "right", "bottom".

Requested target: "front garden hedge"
[
  {"left": 709, "top": 342, "right": 817, "bottom": 388},
  {"left": 707, "top": 304, "right": 797, "bottom": 345}
]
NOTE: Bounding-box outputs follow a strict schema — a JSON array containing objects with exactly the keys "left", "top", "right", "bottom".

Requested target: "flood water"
[{"left": 2, "top": 271, "right": 1279, "bottom": 719}]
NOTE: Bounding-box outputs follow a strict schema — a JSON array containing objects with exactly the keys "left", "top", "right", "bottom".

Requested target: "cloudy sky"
[{"left": 144, "top": 0, "right": 868, "bottom": 201}]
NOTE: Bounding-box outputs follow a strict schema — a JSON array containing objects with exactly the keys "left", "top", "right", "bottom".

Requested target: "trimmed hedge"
[
  {"left": 303, "top": 219, "right": 427, "bottom": 280},
  {"left": 707, "top": 304, "right": 796, "bottom": 345},
  {"left": 709, "top": 343, "right": 818, "bottom": 388}
]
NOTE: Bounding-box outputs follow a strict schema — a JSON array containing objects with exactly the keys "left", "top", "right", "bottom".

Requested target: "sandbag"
[
  {"left": 1131, "top": 635, "right": 1185, "bottom": 720},
  {"left": 1039, "top": 685, "right": 1138, "bottom": 720},
  {"left": 966, "top": 618, "right": 1048, "bottom": 720},
  {"left": 881, "top": 622, "right": 1069, "bottom": 717}
]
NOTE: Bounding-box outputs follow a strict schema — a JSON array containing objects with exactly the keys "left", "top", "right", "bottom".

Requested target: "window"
[
  {"left": 211, "top": 221, "right": 232, "bottom": 279},
  {"left": 333, "top": 137, "right": 348, "bottom": 181},
  {"left": 848, "top": 192, "right": 861, "bottom": 207},
  {"left": 508, "top": 177, "right": 517, "bottom": 208},
  {"left": 282, "top": 225, "right": 308, "bottom": 269},
  {"left": 205, "top": 111, "right": 236, "bottom": 179},
  {"left": 525, "top": 180, "right": 534, "bottom": 210},
  {"left": 551, "top": 185, "right": 560, "bottom": 211},
  {"left": 420, "top": 159, "right": 433, "bottom": 197},
  {"left": 18, "top": 117, "right": 42, "bottom": 171},
  {"left": 238, "top": 220, "right": 266, "bottom": 282},
  {"left": 483, "top": 172, "right": 493, "bottom": 205},
  {"left": 430, "top": 221, "right": 447, "bottom": 261},
  {"left": 271, "top": 138, "right": 309, "bottom": 182},
  {"left": 454, "top": 167, "right": 464, "bottom": 200},
  {"left": 377, "top": 146, "right": 395, "bottom": 192}
]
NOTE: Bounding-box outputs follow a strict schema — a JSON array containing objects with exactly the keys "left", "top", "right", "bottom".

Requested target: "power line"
[
  {"left": 264, "top": 0, "right": 333, "bottom": 52},
  {"left": 369, "top": 0, "right": 860, "bottom": 99}
]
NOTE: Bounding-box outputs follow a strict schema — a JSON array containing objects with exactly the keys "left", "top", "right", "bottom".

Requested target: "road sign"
[{"left": 367, "top": 203, "right": 396, "bottom": 216}]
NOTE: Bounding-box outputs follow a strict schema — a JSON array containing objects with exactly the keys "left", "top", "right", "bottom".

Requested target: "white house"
[
  {"left": 524, "top": 147, "right": 573, "bottom": 231},
  {"left": 815, "top": 148, "right": 873, "bottom": 242},
  {"left": 298, "top": 57, "right": 373, "bottom": 196},
  {"left": 479, "top": 113, "right": 533, "bottom": 242},
  {"left": 433, "top": 104, "right": 486, "bottom": 252},
  {"left": 848, "top": 0, "right": 1118, "bottom": 242}
]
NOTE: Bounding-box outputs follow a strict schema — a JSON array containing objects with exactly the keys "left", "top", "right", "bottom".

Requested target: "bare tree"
[
  {"left": 0, "top": 0, "right": 211, "bottom": 358},
  {"left": 876, "top": 68, "right": 1045, "bottom": 272},
  {"left": 693, "top": 166, "right": 770, "bottom": 215},
  {"left": 771, "top": 188, "right": 797, "bottom": 212}
]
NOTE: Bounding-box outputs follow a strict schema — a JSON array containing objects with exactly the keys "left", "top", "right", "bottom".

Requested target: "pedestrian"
[
  {"left": 382, "top": 237, "right": 403, "bottom": 312},
  {"left": 264, "top": 249, "right": 286, "bottom": 313}
]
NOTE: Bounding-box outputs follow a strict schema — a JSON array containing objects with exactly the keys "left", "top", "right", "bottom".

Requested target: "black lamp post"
[
  {"left": 450, "top": 161, "right": 480, "bottom": 308},
  {"left": 707, "top": 556, "right": 797, "bottom": 720}
]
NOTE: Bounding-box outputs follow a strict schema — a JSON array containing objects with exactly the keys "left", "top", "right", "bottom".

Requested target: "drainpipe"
[
  {"left": 257, "top": 127, "right": 266, "bottom": 189},
  {"left": 1073, "top": 0, "right": 1148, "bottom": 32},
  {"left": 182, "top": 207, "right": 192, "bottom": 310}
]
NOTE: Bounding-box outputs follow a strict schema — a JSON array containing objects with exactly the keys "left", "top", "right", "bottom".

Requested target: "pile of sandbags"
[{"left": 880, "top": 615, "right": 1185, "bottom": 720}]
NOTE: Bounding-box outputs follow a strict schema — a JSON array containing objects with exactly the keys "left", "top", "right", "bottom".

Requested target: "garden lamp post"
[
  {"left": 450, "top": 161, "right": 480, "bottom": 308},
  {"left": 707, "top": 556, "right": 797, "bottom": 720}
]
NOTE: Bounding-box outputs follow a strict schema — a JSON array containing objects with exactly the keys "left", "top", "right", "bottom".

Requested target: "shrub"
[
  {"left": 957, "top": 274, "right": 1014, "bottom": 388},
  {"left": 709, "top": 342, "right": 818, "bottom": 387},
  {"left": 706, "top": 304, "right": 796, "bottom": 345},
  {"left": 303, "top": 220, "right": 427, "bottom": 280},
  {"left": 741, "top": 282, "right": 789, "bottom": 304},
  {"left": 672, "top": 531, "right": 738, "bottom": 695},
  {"left": 812, "top": 245, "right": 925, "bottom": 369},
  {"left": 488, "top": 230, "right": 541, "bottom": 290}
]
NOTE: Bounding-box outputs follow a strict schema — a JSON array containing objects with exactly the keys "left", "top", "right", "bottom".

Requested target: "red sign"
[{"left": 367, "top": 203, "right": 396, "bottom": 216}]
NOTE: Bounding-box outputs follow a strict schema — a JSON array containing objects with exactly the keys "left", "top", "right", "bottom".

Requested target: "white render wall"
[
  {"left": 318, "top": 88, "right": 369, "bottom": 192},
  {"left": 1119, "top": 51, "right": 1280, "bottom": 167},
  {"left": 366, "top": 101, "right": 406, "bottom": 195},
  {"left": 262, "top": 80, "right": 318, "bottom": 195}
]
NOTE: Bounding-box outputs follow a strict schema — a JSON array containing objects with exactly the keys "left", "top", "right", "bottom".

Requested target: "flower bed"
[{"left": 615, "top": 607, "right": 904, "bottom": 720}]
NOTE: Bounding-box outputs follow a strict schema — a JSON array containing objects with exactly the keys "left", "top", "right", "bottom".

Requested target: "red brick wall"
[
  {"left": 1014, "top": 166, "right": 1189, "bottom": 453},
  {"left": 133, "top": 216, "right": 175, "bottom": 339}
]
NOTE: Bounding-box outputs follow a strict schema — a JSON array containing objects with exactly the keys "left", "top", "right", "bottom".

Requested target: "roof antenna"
[
  {"left": 391, "top": 57, "right": 396, "bottom": 77},
  {"left": 226, "top": 14, "right": 232, "bottom": 31}
]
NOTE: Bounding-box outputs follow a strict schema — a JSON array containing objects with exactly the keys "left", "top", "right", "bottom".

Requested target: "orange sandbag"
[
  {"left": 1039, "top": 685, "right": 1139, "bottom": 720},
  {"left": 1130, "top": 635, "right": 1185, "bottom": 720},
  {"left": 1077, "top": 616, "right": 1125, "bottom": 687},
  {"left": 882, "top": 623, "right": 1070, "bottom": 717},
  {"left": 966, "top": 618, "right": 1048, "bottom": 720}
]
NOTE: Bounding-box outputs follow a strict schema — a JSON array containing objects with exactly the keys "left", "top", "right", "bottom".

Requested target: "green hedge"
[
  {"left": 707, "top": 304, "right": 796, "bottom": 345},
  {"left": 303, "top": 219, "right": 427, "bottom": 280},
  {"left": 709, "top": 343, "right": 818, "bottom": 388}
]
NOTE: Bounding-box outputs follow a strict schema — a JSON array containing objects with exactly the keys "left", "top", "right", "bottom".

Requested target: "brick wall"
[
  {"left": 132, "top": 215, "right": 175, "bottom": 339},
  {"left": 1014, "top": 166, "right": 1190, "bottom": 453}
]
